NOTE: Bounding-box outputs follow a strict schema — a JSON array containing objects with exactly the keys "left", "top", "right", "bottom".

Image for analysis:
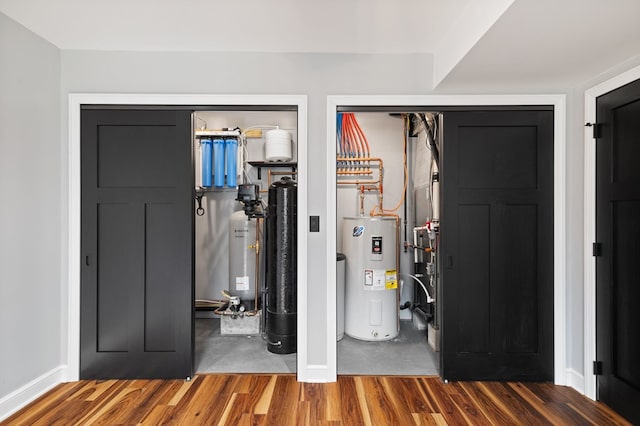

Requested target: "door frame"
[
  {"left": 326, "top": 95, "right": 566, "bottom": 384},
  {"left": 584, "top": 64, "right": 640, "bottom": 400},
  {"left": 67, "top": 93, "right": 309, "bottom": 381}
]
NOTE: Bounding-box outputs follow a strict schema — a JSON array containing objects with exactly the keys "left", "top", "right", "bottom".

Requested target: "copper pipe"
[
  {"left": 336, "top": 170, "right": 373, "bottom": 175},
  {"left": 337, "top": 157, "right": 383, "bottom": 162},
  {"left": 336, "top": 180, "right": 381, "bottom": 186},
  {"left": 336, "top": 156, "right": 385, "bottom": 214}
]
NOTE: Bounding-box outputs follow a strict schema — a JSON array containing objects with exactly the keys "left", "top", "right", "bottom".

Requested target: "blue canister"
[
  {"left": 213, "top": 138, "right": 225, "bottom": 188},
  {"left": 225, "top": 138, "right": 238, "bottom": 187},
  {"left": 200, "top": 138, "right": 213, "bottom": 187}
]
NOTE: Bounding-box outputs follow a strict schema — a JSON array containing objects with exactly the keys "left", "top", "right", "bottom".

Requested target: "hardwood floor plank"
[
  {"left": 449, "top": 390, "right": 493, "bottom": 425},
  {"left": 236, "top": 375, "right": 272, "bottom": 419},
  {"left": 396, "top": 377, "right": 438, "bottom": 414},
  {"left": 507, "top": 382, "right": 584, "bottom": 425},
  {"left": 295, "top": 400, "right": 312, "bottom": 425},
  {"left": 322, "top": 381, "right": 341, "bottom": 422},
  {"left": 411, "top": 412, "right": 440, "bottom": 425},
  {"left": 253, "top": 375, "right": 277, "bottom": 415},
  {"left": 167, "top": 378, "right": 197, "bottom": 406},
  {"left": 379, "top": 377, "right": 424, "bottom": 425},
  {"left": 136, "top": 404, "right": 172, "bottom": 425},
  {"left": 336, "top": 376, "right": 365, "bottom": 426},
  {"left": 458, "top": 381, "right": 521, "bottom": 425},
  {"left": 353, "top": 377, "right": 373, "bottom": 426},
  {"left": 2, "top": 374, "right": 632, "bottom": 426},
  {"left": 216, "top": 391, "right": 239, "bottom": 425},
  {"left": 480, "top": 382, "right": 555, "bottom": 425},
  {"left": 419, "top": 378, "right": 469, "bottom": 425},
  {"left": 263, "top": 375, "right": 299, "bottom": 425},
  {"left": 360, "top": 377, "right": 408, "bottom": 425},
  {"left": 431, "top": 412, "right": 449, "bottom": 425},
  {"left": 567, "top": 401, "right": 634, "bottom": 426}
]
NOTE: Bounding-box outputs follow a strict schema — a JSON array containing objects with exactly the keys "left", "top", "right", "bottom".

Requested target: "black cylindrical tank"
[{"left": 265, "top": 177, "right": 297, "bottom": 354}]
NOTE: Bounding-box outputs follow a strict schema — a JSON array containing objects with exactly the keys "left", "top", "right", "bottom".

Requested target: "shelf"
[
  {"left": 247, "top": 161, "right": 297, "bottom": 167},
  {"left": 195, "top": 129, "right": 241, "bottom": 138},
  {"left": 195, "top": 186, "right": 238, "bottom": 194},
  {"left": 247, "top": 161, "right": 297, "bottom": 179}
]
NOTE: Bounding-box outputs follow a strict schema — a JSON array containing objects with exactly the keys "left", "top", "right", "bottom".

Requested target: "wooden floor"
[{"left": 2, "top": 374, "right": 630, "bottom": 425}]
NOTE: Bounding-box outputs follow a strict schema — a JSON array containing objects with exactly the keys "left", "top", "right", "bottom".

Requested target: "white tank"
[
  {"left": 228, "top": 210, "right": 258, "bottom": 309},
  {"left": 342, "top": 217, "right": 399, "bottom": 341},
  {"left": 265, "top": 128, "right": 292, "bottom": 161}
]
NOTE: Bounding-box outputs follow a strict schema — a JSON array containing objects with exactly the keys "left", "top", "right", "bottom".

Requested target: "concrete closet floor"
[{"left": 195, "top": 318, "right": 439, "bottom": 375}]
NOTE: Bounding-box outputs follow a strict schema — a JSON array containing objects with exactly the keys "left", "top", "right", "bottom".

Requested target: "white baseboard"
[
  {"left": 566, "top": 368, "right": 585, "bottom": 395},
  {"left": 0, "top": 366, "right": 65, "bottom": 421}
]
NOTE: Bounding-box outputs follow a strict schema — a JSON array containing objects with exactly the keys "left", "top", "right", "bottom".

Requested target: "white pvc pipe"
[{"left": 400, "top": 273, "right": 433, "bottom": 304}]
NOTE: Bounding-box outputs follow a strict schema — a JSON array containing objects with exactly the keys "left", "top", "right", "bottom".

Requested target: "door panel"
[
  {"left": 596, "top": 78, "right": 640, "bottom": 424},
  {"left": 441, "top": 110, "right": 554, "bottom": 381},
  {"left": 81, "top": 109, "right": 193, "bottom": 379}
]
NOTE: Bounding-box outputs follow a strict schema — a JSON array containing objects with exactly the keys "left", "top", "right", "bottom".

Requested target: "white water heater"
[
  {"left": 228, "top": 210, "right": 258, "bottom": 310},
  {"left": 342, "top": 217, "right": 399, "bottom": 341}
]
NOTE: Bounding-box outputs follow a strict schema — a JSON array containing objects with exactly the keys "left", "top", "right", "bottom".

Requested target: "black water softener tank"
[{"left": 265, "top": 177, "right": 297, "bottom": 354}]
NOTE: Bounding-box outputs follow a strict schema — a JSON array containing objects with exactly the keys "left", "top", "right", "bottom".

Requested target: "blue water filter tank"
[
  {"left": 213, "top": 138, "right": 225, "bottom": 188},
  {"left": 225, "top": 138, "right": 238, "bottom": 187},
  {"left": 200, "top": 139, "right": 213, "bottom": 187}
]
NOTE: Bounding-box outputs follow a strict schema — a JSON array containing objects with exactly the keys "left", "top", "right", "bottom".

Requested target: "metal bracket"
[
  {"left": 593, "top": 242, "right": 602, "bottom": 257},
  {"left": 593, "top": 360, "right": 603, "bottom": 375},
  {"left": 585, "top": 122, "right": 600, "bottom": 139}
]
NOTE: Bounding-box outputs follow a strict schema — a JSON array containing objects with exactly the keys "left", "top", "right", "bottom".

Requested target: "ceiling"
[
  {"left": 0, "top": 0, "right": 475, "bottom": 54},
  {"left": 1, "top": 0, "right": 639, "bottom": 89},
  {"left": 436, "top": 0, "right": 640, "bottom": 91}
]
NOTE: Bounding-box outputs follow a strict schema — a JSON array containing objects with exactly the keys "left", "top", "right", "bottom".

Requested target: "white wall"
[
  {"left": 0, "top": 12, "right": 62, "bottom": 416},
  {"left": 59, "top": 50, "right": 434, "bottom": 368}
]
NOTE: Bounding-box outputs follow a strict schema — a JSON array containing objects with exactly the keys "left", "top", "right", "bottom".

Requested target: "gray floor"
[{"left": 195, "top": 318, "right": 439, "bottom": 375}]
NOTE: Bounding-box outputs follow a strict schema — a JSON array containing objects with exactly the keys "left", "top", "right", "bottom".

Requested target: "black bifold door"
[
  {"left": 80, "top": 109, "right": 193, "bottom": 379},
  {"left": 441, "top": 109, "right": 554, "bottom": 381}
]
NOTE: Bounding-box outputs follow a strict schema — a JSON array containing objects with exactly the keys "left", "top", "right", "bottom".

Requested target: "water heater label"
[
  {"left": 372, "top": 236, "right": 382, "bottom": 253},
  {"left": 352, "top": 225, "right": 365, "bottom": 237},
  {"left": 236, "top": 276, "right": 249, "bottom": 291},
  {"left": 364, "top": 269, "right": 386, "bottom": 291},
  {"left": 385, "top": 270, "right": 398, "bottom": 289}
]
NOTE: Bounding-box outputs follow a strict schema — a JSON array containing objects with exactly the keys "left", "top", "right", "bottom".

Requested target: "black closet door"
[
  {"left": 441, "top": 109, "right": 554, "bottom": 381},
  {"left": 81, "top": 109, "right": 193, "bottom": 379},
  {"left": 596, "top": 78, "right": 640, "bottom": 424}
]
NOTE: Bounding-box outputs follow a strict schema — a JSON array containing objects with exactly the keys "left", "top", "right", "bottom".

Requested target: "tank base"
[
  {"left": 267, "top": 333, "right": 296, "bottom": 354},
  {"left": 345, "top": 329, "right": 399, "bottom": 342}
]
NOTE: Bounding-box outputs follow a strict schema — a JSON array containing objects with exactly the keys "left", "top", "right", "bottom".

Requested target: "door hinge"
[
  {"left": 592, "top": 242, "right": 602, "bottom": 257},
  {"left": 585, "top": 122, "right": 601, "bottom": 139},
  {"left": 593, "top": 360, "right": 603, "bottom": 375}
]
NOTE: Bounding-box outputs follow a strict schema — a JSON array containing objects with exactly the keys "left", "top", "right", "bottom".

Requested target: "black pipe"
[
  {"left": 265, "top": 177, "right": 297, "bottom": 354},
  {"left": 419, "top": 113, "right": 439, "bottom": 166},
  {"left": 404, "top": 117, "right": 409, "bottom": 252}
]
